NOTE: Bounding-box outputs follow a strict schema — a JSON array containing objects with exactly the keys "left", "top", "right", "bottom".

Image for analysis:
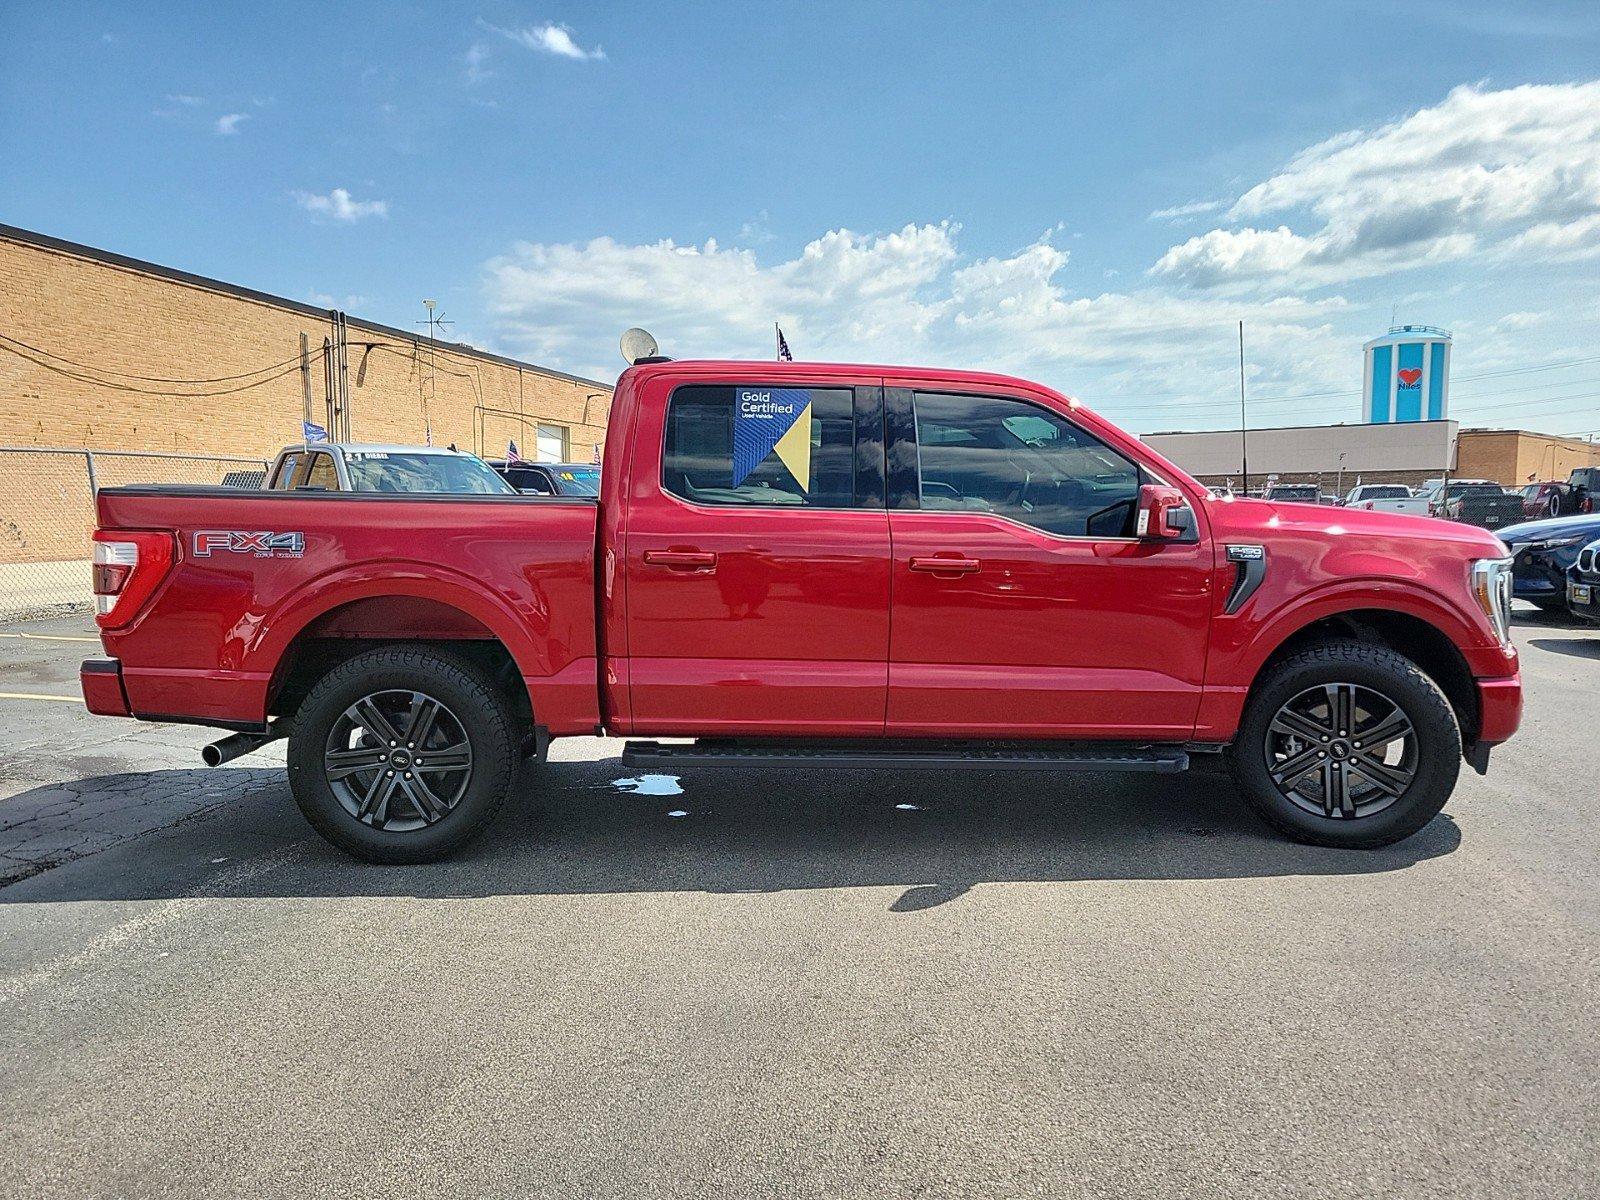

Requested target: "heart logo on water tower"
[{"left": 1397, "top": 368, "right": 1423, "bottom": 387}]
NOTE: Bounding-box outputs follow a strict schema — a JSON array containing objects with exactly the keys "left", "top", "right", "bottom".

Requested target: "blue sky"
[{"left": 4, "top": 1, "right": 1600, "bottom": 435}]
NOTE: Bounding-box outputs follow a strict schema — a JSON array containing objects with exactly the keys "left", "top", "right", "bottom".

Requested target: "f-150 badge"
[{"left": 193, "top": 530, "right": 305, "bottom": 558}]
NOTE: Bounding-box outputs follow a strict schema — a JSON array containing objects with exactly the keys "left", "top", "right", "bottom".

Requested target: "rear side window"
[
  {"left": 271, "top": 453, "right": 302, "bottom": 489},
  {"left": 663, "top": 385, "right": 856, "bottom": 508},
  {"left": 301, "top": 454, "right": 338, "bottom": 490},
  {"left": 912, "top": 391, "right": 1141, "bottom": 537}
]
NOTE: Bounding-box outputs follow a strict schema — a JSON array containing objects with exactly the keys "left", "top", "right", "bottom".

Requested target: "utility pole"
[
  {"left": 1238, "top": 320, "right": 1250, "bottom": 494},
  {"left": 299, "top": 332, "right": 312, "bottom": 430}
]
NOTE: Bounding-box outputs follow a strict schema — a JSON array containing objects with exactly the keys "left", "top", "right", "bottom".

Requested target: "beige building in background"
[
  {"left": 1144, "top": 420, "right": 1598, "bottom": 491},
  {"left": 0, "top": 223, "right": 613, "bottom": 595},
  {"left": 0, "top": 223, "right": 612, "bottom": 463}
]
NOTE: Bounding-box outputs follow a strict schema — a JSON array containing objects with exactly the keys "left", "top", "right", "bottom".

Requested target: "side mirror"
[{"left": 1137, "top": 484, "right": 1195, "bottom": 541}]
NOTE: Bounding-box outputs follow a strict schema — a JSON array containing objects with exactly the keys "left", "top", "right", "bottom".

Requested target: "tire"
[
  {"left": 1225, "top": 640, "right": 1461, "bottom": 848},
  {"left": 287, "top": 644, "right": 519, "bottom": 863}
]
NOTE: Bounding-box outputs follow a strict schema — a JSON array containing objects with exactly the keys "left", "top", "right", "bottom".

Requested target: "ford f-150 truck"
[{"left": 81, "top": 358, "right": 1522, "bottom": 862}]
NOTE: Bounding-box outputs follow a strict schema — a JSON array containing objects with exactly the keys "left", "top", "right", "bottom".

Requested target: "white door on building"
[{"left": 536, "top": 423, "right": 568, "bottom": 462}]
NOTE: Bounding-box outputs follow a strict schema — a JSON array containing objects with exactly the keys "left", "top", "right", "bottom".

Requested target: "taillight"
[{"left": 92, "top": 530, "right": 175, "bottom": 629}]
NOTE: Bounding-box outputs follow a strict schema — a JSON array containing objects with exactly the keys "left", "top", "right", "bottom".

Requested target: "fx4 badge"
[{"left": 193, "top": 530, "right": 306, "bottom": 558}]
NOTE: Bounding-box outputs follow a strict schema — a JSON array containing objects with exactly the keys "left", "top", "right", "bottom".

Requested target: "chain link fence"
[{"left": 0, "top": 448, "right": 269, "bottom": 621}]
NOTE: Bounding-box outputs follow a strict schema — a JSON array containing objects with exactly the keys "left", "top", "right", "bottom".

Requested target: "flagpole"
[{"left": 1238, "top": 320, "right": 1250, "bottom": 495}]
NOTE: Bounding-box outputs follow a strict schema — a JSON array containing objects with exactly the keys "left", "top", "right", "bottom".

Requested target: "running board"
[{"left": 621, "top": 740, "right": 1189, "bottom": 773}]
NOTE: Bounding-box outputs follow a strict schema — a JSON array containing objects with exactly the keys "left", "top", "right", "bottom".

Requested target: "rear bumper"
[
  {"left": 1475, "top": 676, "right": 1523, "bottom": 747},
  {"left": 80, "top": 657, "right": 131, "bottom": 718}
]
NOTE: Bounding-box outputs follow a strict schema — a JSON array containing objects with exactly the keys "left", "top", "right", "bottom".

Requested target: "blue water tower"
[{"left": 1364, "top": 325, "right": 1451, "bottom": 423}]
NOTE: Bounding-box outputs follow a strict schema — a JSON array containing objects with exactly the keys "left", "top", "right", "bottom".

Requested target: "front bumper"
[
  {"left": 1475, "top": 676, "right": 1523, "bottom": 747},
  {"left": 81, "top": 657, "right": 131, "bottom": 717}
]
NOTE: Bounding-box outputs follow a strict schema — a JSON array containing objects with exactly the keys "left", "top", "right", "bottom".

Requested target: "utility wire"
[
  {"left": 0, "top": 338, "right": 323, "bottom": 396},
  {"left": 0, "top": 331, "right": 311, "bottom": 384}
]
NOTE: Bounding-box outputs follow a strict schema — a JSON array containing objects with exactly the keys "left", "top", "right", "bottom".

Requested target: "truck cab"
[{"left": 267, "top": 443, "right": 514, "bottom": 495}]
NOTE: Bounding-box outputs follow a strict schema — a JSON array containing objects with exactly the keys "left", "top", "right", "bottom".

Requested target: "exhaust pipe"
[{"left": 202, "top": 726, "right": 284, "bottom": 767}]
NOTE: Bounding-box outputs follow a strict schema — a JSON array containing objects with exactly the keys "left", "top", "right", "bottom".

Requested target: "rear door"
[
  {"left": 885, "top": 384, "right": 1213, "bottom": 739},
  {"left": 622, "top": 374, "right": 890, "bottom": 736}
]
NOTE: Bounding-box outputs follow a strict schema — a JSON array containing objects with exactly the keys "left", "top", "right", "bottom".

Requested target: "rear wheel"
[
  {"left": 287, "top": 645, "right": 518, "bottom": 863},
  {"left": 1225, "top": 641, "right": 1460, "bottom": 848}
]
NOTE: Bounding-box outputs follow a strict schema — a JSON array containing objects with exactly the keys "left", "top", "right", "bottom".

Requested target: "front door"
[
  {"left": 623, "top": 377, "right": 890, "bottom": 736},
  {"left": 885, "top": 385, "right": 1213, "bottom": 739}
]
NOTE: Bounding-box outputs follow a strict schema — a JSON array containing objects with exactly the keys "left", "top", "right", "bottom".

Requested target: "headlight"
[{"left": 1471, "top": 557, "right": 1514, "bottom": 646}]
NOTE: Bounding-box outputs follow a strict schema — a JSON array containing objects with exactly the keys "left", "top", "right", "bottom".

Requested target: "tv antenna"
[{"left": 416, "top": 300, "right": 454, "bottom": 445}]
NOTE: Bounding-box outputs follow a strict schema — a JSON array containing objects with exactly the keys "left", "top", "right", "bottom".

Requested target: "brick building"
[
  {"left": 0, "top": 223, "right": 612, "bottom": 462},
  {"left": 1144, "top": 420, "right": 1598, "bottom": 494}
]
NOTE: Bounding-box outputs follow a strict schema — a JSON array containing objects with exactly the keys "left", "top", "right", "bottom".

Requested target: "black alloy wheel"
[
  {"left": 324, "top": 689, "right": 473, "bottom": 830},
  {"left": 1264, "top": 683, "right": 1416, "bottom": 820}
]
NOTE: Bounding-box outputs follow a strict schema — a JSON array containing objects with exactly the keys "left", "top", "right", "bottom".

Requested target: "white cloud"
[
  {"left": 464, "top": 42, "right": 493, "bottom": 83},
  {"left": 1150, "top": 81, "right": 1600, "bottom": 289},
  {"left": 294, "top": 188, "right": 390, "bottom": 222},
  {"left": 482, "top": 222, "right": 1341, "bottom": 405},
  {"left": 1149, "top": 200, "right": 1226, "bottom": 221},
  {"left": 214, "top": 112, "right": 249, "bottom": 135},
  {"left": 167, "top": 93, "right": 205, "bottom": 106},
  {"left": 483, "top": 19, "right": 604, "bottom": 61}
]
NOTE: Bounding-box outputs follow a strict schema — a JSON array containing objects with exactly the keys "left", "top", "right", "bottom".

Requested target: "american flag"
[
  {"left": 506, "top": 439, "right": 527, "bottom": 465},
  {"left": 775, "top": 324, "right": 793, "bottom": 362}
]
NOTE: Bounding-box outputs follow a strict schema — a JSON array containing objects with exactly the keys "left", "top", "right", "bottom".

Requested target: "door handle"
[
  {"left": 909, "top": 555, "right": 980, "bottom": 575},
  {"left": 643, "top": 550, "right": 718, "bottom": 570}
]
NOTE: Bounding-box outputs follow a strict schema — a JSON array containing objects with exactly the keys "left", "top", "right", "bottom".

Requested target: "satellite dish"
[{"left": 620, "top": 327, "right": 660, "bottom": 365}]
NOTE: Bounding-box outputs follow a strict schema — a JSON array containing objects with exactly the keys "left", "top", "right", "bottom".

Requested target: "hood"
[
  {"left": 1207, "top": 495, "right": 1506, "bottom": 556},
  {"left": 1496, "top": 512, "right": 1600, "bottom": 545}
]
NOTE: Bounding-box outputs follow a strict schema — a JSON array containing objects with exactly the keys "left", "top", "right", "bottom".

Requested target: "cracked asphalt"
[{"left": 0, "top": 609, "right": 1597, "bottom": 1198}]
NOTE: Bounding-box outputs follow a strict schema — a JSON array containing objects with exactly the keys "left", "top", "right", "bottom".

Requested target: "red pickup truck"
[{"left": 81, "top": 359, "right": 1522, "bottom": 861}]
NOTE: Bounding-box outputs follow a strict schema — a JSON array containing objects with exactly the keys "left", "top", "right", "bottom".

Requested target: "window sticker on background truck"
[{"left": 193, "top": 530, "right": 305, "bottom": 558}]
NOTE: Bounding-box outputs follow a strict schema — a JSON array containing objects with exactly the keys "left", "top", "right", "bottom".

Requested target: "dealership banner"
[{"left": 732, "top": 387, "right": 812, "bottom": 490}]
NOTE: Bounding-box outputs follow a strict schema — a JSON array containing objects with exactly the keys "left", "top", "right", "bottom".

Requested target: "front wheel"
[
  {"left": 287, "top": 645, "right": 518, "bottom": 863},
  {"left": 1225, "top": 641, "right": 1461, "bottom": 848}
]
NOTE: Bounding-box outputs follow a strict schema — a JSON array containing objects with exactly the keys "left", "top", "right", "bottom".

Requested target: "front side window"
[
  {"left": 663, "top": 385, "right": 856, "bottom": 508},
  {"left": 913, "top": 391, "right": 1141, "bottom": 537}
]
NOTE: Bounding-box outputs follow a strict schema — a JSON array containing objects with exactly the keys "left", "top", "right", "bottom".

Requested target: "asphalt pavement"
[{"left": 0, "top": 610, "right": 1596, "bottom": 1198}]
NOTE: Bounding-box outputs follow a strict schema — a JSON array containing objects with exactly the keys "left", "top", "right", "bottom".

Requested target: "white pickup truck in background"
[{"left": 1342, "top": 484, "right": 1430, "bottom": 516}]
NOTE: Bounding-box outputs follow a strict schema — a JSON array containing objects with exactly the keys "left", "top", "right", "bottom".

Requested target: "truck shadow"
[
  {"left": 1527, "top": 637, "right": 1600, "bottom": 660},
  {"left": 0, "top": 756, "right": 1462, "bottom": 910}
]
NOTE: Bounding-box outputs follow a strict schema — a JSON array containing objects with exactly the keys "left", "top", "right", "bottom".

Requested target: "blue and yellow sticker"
[{"left": 732, "top": 387, "right": 811, "bottom": 490}]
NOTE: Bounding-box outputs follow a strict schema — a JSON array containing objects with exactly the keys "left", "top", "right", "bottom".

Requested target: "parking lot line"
[
  {"left": 0, "top": 692, "right": 82, "bottom": 703},
  {"left": 0, "top": 633, "right": 101, "bottom": 643}
]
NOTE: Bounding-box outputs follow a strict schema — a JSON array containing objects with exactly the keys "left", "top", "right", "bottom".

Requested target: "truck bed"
[{"left": 91, "top": 486, "right": 602, "bottom": 735}]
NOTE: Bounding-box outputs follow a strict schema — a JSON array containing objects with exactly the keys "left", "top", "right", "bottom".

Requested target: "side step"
[{"left": 621, "top": 739, "right": 1189, "bottom": 773}]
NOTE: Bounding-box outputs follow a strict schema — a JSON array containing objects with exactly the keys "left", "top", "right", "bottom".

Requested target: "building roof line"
[{"left": 0, "top": 222, "right": 613, "bottom": 392}]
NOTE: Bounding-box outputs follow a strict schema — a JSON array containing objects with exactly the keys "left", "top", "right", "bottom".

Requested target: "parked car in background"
[
  {"left": 1566, "top": 536, "right": 1600, "bottom": 623},
  {"left": 1343, "top": 484, "right": 1429, "bottom": 517},
  {"left": 1567, "top": 467, "right": 1599, "bottom": 514},
  {"left": 266, "top": 444, "right": 516, "bottom": 495},
  {"left": 486, "top": 460, "right": 602, "bottom": 496},
  {"left": 1518, "top": 481, "right": 1574, "bottom": 520},
  {"left": 1263, "top": 483, "right": 1322, "bottom": 504},
  {"left": 1421, "top": 480, "right": 1523, "bottom": 531},
  {"left": 1498, "top": 512, "right": 1600, "bottom": 613}
]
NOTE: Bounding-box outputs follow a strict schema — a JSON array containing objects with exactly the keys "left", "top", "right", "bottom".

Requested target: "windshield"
[
  {"left": 551, "top": 468, "right": 601, "bottom": 496},
  {"left": 342, "top": 451, "right": 515, "bottom": 495},
  {"left": 1358, "top": 486, "right": 1410, "bottom": 499}
]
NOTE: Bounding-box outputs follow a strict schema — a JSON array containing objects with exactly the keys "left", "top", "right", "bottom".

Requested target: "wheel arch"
[
  {"left": 1247, "top": 605, "right": 1479, "bottom": 744},
  {"left": 258, "top": 583, "right": 538, "bottom": 741}
]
